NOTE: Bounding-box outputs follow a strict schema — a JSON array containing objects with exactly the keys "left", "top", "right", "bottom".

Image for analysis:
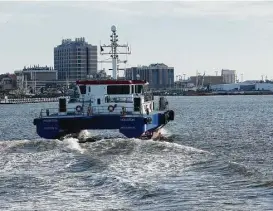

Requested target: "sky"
[{"left": 1, "top": 0, "right": 273, "bottom": 80}]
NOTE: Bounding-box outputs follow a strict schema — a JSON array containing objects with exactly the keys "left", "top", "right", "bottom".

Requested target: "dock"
[{"left": 0, "top": 96, "right": 69, "bottom": 104}]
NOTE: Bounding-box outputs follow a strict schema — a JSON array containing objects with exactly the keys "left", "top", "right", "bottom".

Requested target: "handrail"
[
  {"left": 83, "top": 104, "right": 140, "bottom": 115},
  {"left": 38, "top": 95, "right": 166, "bottom": 118},
  {"left": 107, "top": 96, "right": 133, "bottom": 103},
  {"left": 39, "top": 107, "right": 78, "bottom": 117},
  {"left": 38, "top": 104, "right": 145, "bottom": 118}
]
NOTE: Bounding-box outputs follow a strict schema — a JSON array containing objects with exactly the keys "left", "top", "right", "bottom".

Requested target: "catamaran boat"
[{"left": 33, "top": 25, "right": 175, "bottom": 141}]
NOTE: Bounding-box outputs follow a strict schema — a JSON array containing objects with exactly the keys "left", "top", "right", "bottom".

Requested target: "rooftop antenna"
[{"left": 100, "top": 25, "right": 131, "bottom": 80}]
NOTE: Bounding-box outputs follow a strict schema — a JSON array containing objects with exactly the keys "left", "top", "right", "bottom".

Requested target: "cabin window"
[
  {"left": 88, "top": 86, "right": 91, "bottom": 92},
  {"left": 131, "top": 85, "right": 135, "bottom": 93},
  {"left": 107, "top": 85, "right": 130, "bottom": 94},
  {"left": 135, "top": 85, "right": 143, "bottom": 94},
  {"left": 97, "top": 99, "right": 101, "bottom": 105},
  {"left": 79, "top": 85, "right": 86, "bottom": 94}
]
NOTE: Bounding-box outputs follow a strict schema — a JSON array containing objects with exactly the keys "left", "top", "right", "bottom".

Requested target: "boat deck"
[{"left": 38, "top": 107, "right": 165, "bottom": 119}]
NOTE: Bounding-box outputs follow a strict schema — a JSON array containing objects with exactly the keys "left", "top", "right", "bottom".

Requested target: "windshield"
[{"left": 135, "top": 85, "right": 143, "bottom": 94}]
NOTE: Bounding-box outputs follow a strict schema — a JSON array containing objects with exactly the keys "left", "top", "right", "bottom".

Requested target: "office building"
[
  {"left": 54, "top": 37, "right": 97, "bottom": 81},
  {"left": 125, "top": 63, "right": 174, "bottom": 89}
]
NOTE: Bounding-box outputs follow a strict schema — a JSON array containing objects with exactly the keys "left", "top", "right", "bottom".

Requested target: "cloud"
[
  {"left": 74, "top": 1, "right": 273, "bottom": 21},
  {"left": 0, "top": 2, "right": 49, "bottom": 26},
  {"left": 0, "top": 13, "right": 13, "bottom": 24},
  {"left": 1, "top": 1, "right": 273, "bottom": 26},
  {"left": 0, "top": 12, "right": 48, "bottom": 26}
]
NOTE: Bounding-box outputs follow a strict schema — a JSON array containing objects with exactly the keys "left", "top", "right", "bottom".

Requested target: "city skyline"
[{"left": 1, "top": 1, "right": 273, "bottom": 80}]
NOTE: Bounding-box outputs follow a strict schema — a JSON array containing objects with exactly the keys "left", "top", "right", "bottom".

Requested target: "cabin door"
[{"left": 133, "top": 97, "right": 141, "bottom": 112}]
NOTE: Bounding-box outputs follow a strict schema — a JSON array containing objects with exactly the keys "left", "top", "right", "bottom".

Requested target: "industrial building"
[
  {"left": 54, "top": 37, "right": 98, "bottom": 81},
  {"left": 125, "top": 63, "right": 174, "bottom": 89},
  {"left": 189, "top": 75, "right": 224, "bottom": 86},
  {"left": 210, "top": 82, "right": 273, "bottom": 92},
  {"left": 187, "top": 69, "right": 236, "bottom": 86},
  {"left": 221, "top": 69, "right": 236, "bottom": 84}
]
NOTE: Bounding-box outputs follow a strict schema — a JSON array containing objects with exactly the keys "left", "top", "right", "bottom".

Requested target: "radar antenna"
[{"left": 100, "top": 25, "right": 131, "bottom": 79}]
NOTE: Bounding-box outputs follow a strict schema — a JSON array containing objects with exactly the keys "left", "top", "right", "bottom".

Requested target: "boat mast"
[{"left": 100, "top": 25, "right": 131, "bottom": 80}]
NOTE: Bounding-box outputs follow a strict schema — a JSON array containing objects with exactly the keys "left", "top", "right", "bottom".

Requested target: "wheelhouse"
[{"left": 75, "top": 79, "right": 154, "bottom": 115}]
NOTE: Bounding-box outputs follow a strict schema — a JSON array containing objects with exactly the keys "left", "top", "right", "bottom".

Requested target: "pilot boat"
[{"left": 33, "top": 25, "right": 175, "bottom": 140}]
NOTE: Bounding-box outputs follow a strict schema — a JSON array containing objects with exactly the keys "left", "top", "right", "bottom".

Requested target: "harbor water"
[{"left": 1, "top": 96, "right": 273, "bottom": 210}]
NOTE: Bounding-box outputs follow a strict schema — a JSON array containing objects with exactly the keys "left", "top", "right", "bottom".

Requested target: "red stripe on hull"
[{"left": 76, "top": 80, "right": 147, "bottom": 85}]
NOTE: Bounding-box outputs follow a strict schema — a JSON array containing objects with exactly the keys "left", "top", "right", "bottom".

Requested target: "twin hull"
[{"left": 33, "top": 111, "right": 174, "bottom": 140}]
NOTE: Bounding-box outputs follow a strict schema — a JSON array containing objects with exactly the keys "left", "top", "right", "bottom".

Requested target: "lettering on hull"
[
  {"left": 120, "top": 118, "right": 136, "bottom": 122},
  {"left": 43, "top": 119, "right": 58, "bottom": 123},
  {"left": 120, "top": 126, "right": 136, "bottom": 129},
  {"left": 44, "top": 127, "right": 58, "bottom": 130}
]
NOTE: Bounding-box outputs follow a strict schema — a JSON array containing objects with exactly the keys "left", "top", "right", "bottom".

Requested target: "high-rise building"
[
  {"left": 125, "top": 63, "right": 174, "bottom": 89},
  {"left": 54, "top": 37, "right": 97, "bottom": 81},
  {"left": 221, "top": 69, "right": 236, "bottom": 84}
]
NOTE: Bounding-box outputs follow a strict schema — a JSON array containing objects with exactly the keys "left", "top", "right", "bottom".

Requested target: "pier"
[{"left": 0, "top": 96, "right": 69, "bottom": 104}]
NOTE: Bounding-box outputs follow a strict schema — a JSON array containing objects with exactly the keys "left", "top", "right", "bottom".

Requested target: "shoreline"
[{"left": 153, "top": 91, "right": 273, "bottom": 96}]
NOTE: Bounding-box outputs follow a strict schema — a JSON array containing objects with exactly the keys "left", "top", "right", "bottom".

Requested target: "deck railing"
[
  {"left": 38, "top": 96, "right": 168, "bottom": 118},
  {"left": 39, "top": 105, "right": 145, "bottom": 118}
]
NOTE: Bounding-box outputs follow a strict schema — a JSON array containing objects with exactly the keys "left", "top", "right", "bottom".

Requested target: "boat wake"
[
  {"left": 1, "top": 134, "right": 271, "bottom": 211},
  {"left": 61, "top": 128, "right": 176, "bottom": 144},
  {"left": 62, "top": 138, "right": 86, "bottom": 154}
]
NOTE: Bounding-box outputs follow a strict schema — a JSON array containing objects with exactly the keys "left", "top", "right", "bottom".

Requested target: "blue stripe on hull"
[{"left": 33, "top": 112, "right": 168, "bottom": 140}]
